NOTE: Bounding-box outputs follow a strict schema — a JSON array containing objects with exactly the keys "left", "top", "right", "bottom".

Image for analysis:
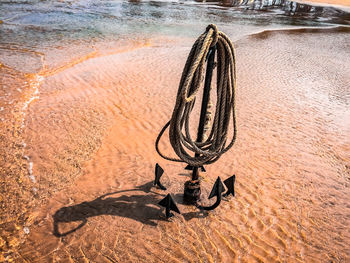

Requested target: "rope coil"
[{"left": 156, "top": 24, "right": 237, "bottom": 167}]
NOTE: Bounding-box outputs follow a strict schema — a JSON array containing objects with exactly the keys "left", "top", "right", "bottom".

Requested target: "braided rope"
[{"left": 155, "top": 24, "right": 237, "bottom": 167}]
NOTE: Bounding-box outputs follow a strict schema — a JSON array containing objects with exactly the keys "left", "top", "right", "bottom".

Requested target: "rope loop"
[
  {"left": 155, "top": 24, "right": 237, "bottom": 167},
  {"left": 206, "top": 24, "right": 218, "bottom": 47}
]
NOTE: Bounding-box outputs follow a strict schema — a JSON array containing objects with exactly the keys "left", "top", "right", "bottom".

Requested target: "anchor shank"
[{"left": 192, "top": 45, "right": 216, "bottom": 181}]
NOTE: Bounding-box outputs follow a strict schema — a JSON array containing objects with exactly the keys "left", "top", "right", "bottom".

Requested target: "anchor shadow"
[
  {"left": 173, "top": 192, "right": 210, "bottom": 221},
  {"left": 53, "top": 181, "right": 165, "bottom": 237}
]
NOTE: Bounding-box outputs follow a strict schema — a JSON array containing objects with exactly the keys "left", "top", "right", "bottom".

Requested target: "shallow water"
[{"left": 0, "top": 0, "right": 349, "bottom": 262}]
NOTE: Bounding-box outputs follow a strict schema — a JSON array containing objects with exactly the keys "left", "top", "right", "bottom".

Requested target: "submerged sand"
[{"left": 0, "top": 26, "right": 347, "bottom": 262}]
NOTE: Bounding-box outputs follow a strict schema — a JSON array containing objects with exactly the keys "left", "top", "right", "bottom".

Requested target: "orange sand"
[
  {"left": 2, "top": 27, "right": 344, "bottom": 262},
  {"left": 1, "top": 27, "right": 346, "bottom": 262}
]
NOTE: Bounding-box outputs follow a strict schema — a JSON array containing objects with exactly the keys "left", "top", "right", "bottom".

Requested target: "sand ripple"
[{"left": 1, "top": 28, "right": 349, "bottom": 262}]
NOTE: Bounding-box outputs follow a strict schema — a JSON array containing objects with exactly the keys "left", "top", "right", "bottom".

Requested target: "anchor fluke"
[
  {"left": 158, "top": 194, "right": 181, "bottom": 218},
  {"left": 154, "top": 163, "right": 166, "bottom": 190},
  {"left": 208, "top": 176, "right": 225, "bottom": 199},
  {"left": 223, "top": 175, "right": 236, "bottom": 197}
]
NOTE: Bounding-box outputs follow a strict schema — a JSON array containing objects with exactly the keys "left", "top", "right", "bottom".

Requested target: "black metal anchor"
[
  {"left": 158, "top": 194, "right": 181, "bottom": 218},
  {"left": 154, "top": 163, "right": 167, "bottom": 190},
  {"left": 154, "top": 26, "right": 238, "bottom": 214}
]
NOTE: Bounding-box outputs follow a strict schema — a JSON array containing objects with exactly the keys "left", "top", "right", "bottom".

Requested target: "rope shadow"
[{"left": 52, "top": 181, "right": 165, "bottom": 237}]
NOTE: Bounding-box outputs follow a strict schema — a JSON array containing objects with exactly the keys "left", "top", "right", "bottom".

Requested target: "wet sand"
[{"left": 0, "top": 26, "right": 348, "bottom": 262}]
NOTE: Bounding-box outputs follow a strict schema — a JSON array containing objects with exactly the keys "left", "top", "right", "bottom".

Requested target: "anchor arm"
[
  {"left": 196, "top": 176, "right": 225, "bottom": 211},
  {"left": 185, "top": 164, "right": 206, "bottom": 172},
  {"left": 196, "top": 191, "right": 222, "bottom": 211}
]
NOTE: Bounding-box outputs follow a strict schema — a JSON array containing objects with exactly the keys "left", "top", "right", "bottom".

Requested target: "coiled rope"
[{"left": 156, "top": 24, "right": 237, "bottom": 167}]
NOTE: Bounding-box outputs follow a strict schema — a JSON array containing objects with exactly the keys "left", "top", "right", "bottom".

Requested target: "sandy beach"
[{"left": 1, "top": 0, "right": 349, "bottom": 262}]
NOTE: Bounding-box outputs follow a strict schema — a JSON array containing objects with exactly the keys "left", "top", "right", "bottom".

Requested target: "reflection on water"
[
  {"left": 0, "top": 0, "right": 349, "bottom": 46},
  {"left": 218, "top": 0, "right": 350, "bottom": 22},
  {"left": 0, "top": 0, "right": 348, "bottom": 74}
]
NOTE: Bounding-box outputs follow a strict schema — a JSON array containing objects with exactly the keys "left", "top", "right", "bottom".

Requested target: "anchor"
[{"left": 155, "top": 24, "right": 237, "bottom": 215}]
